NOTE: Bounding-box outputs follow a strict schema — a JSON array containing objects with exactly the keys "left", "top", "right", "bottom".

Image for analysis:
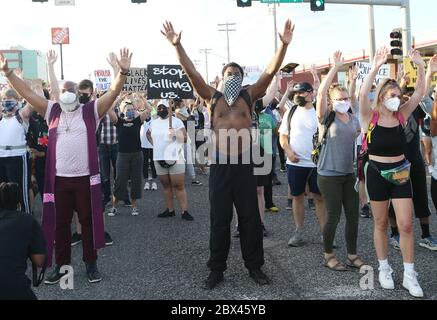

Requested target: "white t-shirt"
[
  {"left": 278, "top": 106, "right": 318, "bottom": 168},
  {"left": 0, "top": 112, "right": 28, "bottom": 158},
  {"left": 150, "top": 116, "right": 185, "bottom": 161},
  {"left": 140, "top": 119, "right": 153, "bottom": 149}
]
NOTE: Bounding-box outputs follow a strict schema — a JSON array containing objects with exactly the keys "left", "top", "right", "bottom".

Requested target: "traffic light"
[
  {"left": 237, "top": 0, "right": 252, "bottom": 7},
  {"left": 390, "top": 30, "right": 403, "bottom": 56},
  {"left": 131, "top": 0, "right": 147, "bottom": 3},
  {"left": 310, "top": 0, "right": 325, "bottom": 11}
]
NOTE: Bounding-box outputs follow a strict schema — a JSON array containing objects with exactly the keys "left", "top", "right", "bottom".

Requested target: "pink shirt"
[{"left": 45, "top": 100, "right": 101, "bottom": 177}]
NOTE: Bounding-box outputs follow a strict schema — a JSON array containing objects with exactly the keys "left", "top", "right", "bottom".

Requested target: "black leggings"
[
  {"left": 277, "top": 137, "right": 286, "bottom": 166},
  {"left": 142, "top": 148, "right": 157, "bottom": 180},
  {"left": 430, "top": 177, "right": 437, "bottom": 215}
]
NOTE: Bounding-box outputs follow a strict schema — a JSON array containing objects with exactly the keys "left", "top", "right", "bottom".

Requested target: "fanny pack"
[
  {"left": 369, "top": 160, "right": 411, "bottom": 186},
  {"left": 158, "top": 160, "right": 176, "bottom": 168}
]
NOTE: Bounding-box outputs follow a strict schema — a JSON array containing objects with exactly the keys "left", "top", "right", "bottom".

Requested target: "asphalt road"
[{"left": 32, "top": 166, "right": 437, "bottom": 300}]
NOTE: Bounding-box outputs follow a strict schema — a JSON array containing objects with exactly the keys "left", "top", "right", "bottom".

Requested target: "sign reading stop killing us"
[{"left": 147, "top": 65, "right": 194, "bottom": 99}]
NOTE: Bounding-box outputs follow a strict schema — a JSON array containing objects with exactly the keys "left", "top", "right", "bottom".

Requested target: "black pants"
[
  {"left": 34, "top": 156, "right": 46, "bottom": 197},
  {"left": 264, "top": 172, "right": 274, "bottom": 208},
  {"left": 277, "top": 137, "right": 286, "bottom": 167},
  {"left": 389, "top": 162, "right": 431, "bottom": 218},
  {"left": 0, "top": 155, "right": 30, "bottom": 213},
  {"left": 142, "top": 148, "right": 157, "bottom": 180},
  {"left": 208, "top": 163, "right": 264, "bottom": 272},
  {"left": 430, "top": 177, "right": 437, "bottom": 216}
]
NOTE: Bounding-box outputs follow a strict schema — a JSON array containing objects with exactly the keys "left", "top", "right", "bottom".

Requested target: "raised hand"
[
  {"left": 286, "top": 80, "right": 295, "bottom": 93},
  {"left": 161, "top": 21, "right": 182, "bottom": 46},
  {"left": 409, "top": 49, "right": 425, "bottom": 67},
  {"left": 116, "top": 48, "right": 132, "bottom": 73},
  {"left": 373, "top": 47, "right": 389, "bottom": 69},
  {"left": 278, "top": 19, "right": 295, "bottom": 45},
  {"left": 47, "top": 50, "right": 58, "bottom": 65},
  {"left": 106, "top": 52, "right": 118, "bottom": 70},
  {"left": 427, "top": 54, "right": 437, "bottom": 73},
  {"left": 348, "top": 64, "right": 358, "bottom": 81},
  {"left": 333, "top": 51, "right": 344, "bottom": 68},
  {"left": 0, "top": 53, "right": 10, "bottom": 73}
]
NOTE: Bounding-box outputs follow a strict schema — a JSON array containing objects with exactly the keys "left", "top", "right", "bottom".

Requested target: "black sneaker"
[
  {"left": 123, "top": 199, "right": 132, "bottom": 207},
  {"left": 157, "top": 209, "right": 175, "bottom": 218},
  {"left": 233, "top": 226, "right": 240, "bottom": 238},
  {"left": 44, "top": 265, "right": 67, "bottom": 285},
  {"left": 105, "top": 232, "right": 113, "bottom": 246},
  {"left": 308, "top": 198, "right": 315, "bottom": 210},
  {"left": 71, "top": 232, "right": 82, "bottom": 247},
  {"left": 262, "top": 223, "right": 268, "bottom": 237},
  {"left": 360, "top": 204, "right": 371, "bottom": 218},
  {"left": 203, "top": 271, "right": 224, "bottom": 290},
  {"left": 192, "top": 180, "right": 203, "bottom": 186},
  {"left": 182, "top": 211, "right": 194, "bottom": 221},
  {"left": 280, "top": 164, "right": 286, "bottom": 172},
  {"left": 85, "top": 262, "right": 102, "bottom": 283},
  {"left": 249, "top": 268, "right": 270, "bottom": 286},
  {"left": 272, "top": 176, "right": 281, "bottom": 186},
  {"left": 286, "top": 199, "right": 293, "bottom": 211}
]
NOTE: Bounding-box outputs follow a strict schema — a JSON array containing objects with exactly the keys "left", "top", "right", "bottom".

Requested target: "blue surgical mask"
[
  {"left": 368, "top": 92, "right": 376, "bottom": 102},
  {"left": 126, "top": 110, "right": 135, "bottom": 120},
  {"left": 2, "top": 100, "right": 18, "bottom": 112}
]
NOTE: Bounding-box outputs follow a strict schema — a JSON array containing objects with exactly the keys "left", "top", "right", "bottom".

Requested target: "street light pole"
[
  {"left": 273, "top": 3, "right": 278, "bottom": 52},
  {"left": 368, "top": 5, "right": 376, "bottom": 64}
]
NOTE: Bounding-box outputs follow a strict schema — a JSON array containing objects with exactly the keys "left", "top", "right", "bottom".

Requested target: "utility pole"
[
  {"left": 218, "top": 22, "right": 236, "bottom": 63},
  {"left": 272, "top": 3, "right": 278, "bottom": 52},
  {"left": 368, "top": 5, "right": 376, "bottom": 64},
  {"left": 199, "top": 49, "right": 212, "bottom": 84}
]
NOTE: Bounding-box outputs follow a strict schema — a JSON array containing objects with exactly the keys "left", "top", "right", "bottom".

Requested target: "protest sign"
[
  {"left": 122, "top": 68, "right": 147, "bottom": 92},
  {"left": 355, "top": 62, "right": 390, "bottom": 87},
  {"left": 94, "top": 69, "right": 112, "bottom": 92},
  {"left": 404, "top": 57, "right": 437, "bottom": 88},
  {"left": 147, "top": 64, "right": 193, "bottom": 99}
]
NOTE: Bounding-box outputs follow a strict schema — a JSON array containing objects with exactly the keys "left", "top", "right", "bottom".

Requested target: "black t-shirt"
[
  {"left": 27, "top": 113, "right": 49, "bottom": 153},
  {"left": 404, "top": 106, "right": 426, "bottom": 166},
  {"left": 0, "top": 210, "right": 46, "bottom": 298},
  {"left": 115, "top": 116, "right": 142, "bottom": 153}
]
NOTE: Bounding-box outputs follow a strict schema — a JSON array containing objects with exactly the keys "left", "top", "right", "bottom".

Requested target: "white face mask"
[
  {"left": 384, "top": 97, "right": 401, "bottom": 112},
  {"left": 333, "top": 100, "right": 351, "bottom": 114},
  {"left": 59, "top": 91, "right": 79, "bottom": 112}
]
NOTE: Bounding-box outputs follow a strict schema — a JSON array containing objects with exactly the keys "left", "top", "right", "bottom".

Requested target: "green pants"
[{"left": 317, "top": 174, "right": 359, "bottom": 254}]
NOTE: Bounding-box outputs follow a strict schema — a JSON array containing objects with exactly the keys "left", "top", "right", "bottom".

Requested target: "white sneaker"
[
  {"left": 403, "top": 271, "right": 424, "bottom": 298},
  {"left": 144, "top": 182, "right": 150, "bottom": 190},
  {"left": 107, "top": 207, "right": 117, "bottom": 217},
  {"left": 378, "top": 266, "right": 395, "bottom": 290},
  {"left": 151, "top": 182, "right": 158, "bottom": 190},
  {"left": 131, "top": 207, "right": 139, "bottom": 216}
]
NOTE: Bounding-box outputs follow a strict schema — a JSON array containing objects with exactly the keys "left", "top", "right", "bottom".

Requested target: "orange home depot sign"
[{"left": 51, "top": 27, "right": 70, "bottom": 45}]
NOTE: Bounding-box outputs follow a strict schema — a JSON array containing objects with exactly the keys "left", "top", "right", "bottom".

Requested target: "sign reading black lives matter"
[
  {"left": 123, "top": 68, "right": 147, "bottom": 92},
  {"left": 147, "top": 64, "right": 194, "bottom": 99}
]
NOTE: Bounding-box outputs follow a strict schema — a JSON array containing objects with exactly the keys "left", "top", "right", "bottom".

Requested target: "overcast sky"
[{"left": 1, "top": 0, "right": 435, "bottom": 82}]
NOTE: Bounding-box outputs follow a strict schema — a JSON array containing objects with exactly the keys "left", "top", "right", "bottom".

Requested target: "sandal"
[
  {"left": 346, "top": 256, "right": 365, "bottom": 269},
  {"left": 324, "top": 255, "right": 347, "bottom": 271}
]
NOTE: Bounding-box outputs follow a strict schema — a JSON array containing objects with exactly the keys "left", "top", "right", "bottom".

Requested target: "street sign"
[
  {"left": 51, "top": 27, "right": 70, "bottom": 45},
  {"left": 260, "top": 0, "right": 303, "bottom": 3},
  {"left": 55, "top": 0, "right": 75, "bottom": 5}
]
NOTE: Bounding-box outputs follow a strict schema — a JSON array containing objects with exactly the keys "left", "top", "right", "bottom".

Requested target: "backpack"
[{"left": 311, "top": 111, "right": 336, "bottom": 165}]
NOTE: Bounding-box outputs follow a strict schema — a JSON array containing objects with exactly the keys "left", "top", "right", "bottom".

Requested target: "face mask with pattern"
[{"left": 223, "top": 75, "right": 243, "bottom": 106}]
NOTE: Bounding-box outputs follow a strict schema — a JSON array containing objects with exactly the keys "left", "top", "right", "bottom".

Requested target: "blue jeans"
[{"left": 98, "top": 143, "right": 118, "bottom": 204}]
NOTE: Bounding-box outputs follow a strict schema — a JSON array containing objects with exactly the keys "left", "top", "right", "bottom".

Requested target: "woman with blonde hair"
[
  {"left": 359, "top": 47, "right": 427, "bottom": 297},
  {"left": 316, "top": 51, "right": 362, "bottom": 271}
]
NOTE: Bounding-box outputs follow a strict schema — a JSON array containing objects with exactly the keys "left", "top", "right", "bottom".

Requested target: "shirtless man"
[{"left": 162, "top": 20, "right": 295, "bottom": 289}]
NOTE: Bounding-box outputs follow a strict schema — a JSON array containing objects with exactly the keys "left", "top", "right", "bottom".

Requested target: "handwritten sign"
[
  {"left": 404, "top": 57, "right": 437, "bottom": 88},
  {"left": 242, "top": 65, "right": 263, "bottom": 86},
  {"left": 122, "top": 68, "right": 147, "bottom": 92},
  {"left": 51, "top": 27, "right": 70, "bottom": 45},
  {"left": 94, "top": 69, "right": 112, "bottom": 92},
  {"left": 356, "top": 62, "right": 390, "bottom": 87},
  {"left": 147, "top": 64, "right": 193, "bottom": 99}
]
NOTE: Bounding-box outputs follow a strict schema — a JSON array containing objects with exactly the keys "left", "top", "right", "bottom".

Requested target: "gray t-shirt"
[{"left": 317, "top": 112, "right": 360, "bottom": 176}]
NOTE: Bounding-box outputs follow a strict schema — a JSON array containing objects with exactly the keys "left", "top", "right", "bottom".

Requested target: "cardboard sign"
[
  {"left": 94, "top": 69, "right": 112, "bottom": 92},
  {"left": 51, "top": 27, "right": 70, "bottom": 45},
  {"left": 356, "top": 62, "right": 390, "bottom": 87},
  {"left": 242, "top": 65, "right": 263, "bottom": 86},
  {"left": 147, "top": 65, "right": 193, "bottom": 99},
  {"left": 122, "top": 68, "right": 147, "bottom": 92},
  {"left": 404, "top": 57, "right": 437, "bottom": 88}
]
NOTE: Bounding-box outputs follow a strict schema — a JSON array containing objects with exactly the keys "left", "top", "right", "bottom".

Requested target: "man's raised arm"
[
  {"left": 248, "top": 19, "right": 295, "bottom": 103},
  {"left": 161, "top": 21, "right": 216, "bottom": 101}
]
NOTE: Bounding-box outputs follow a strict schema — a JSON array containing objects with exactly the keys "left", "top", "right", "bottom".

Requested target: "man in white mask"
[{"left": 162, "top": 19, "right": 295, "bottom": 289}]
